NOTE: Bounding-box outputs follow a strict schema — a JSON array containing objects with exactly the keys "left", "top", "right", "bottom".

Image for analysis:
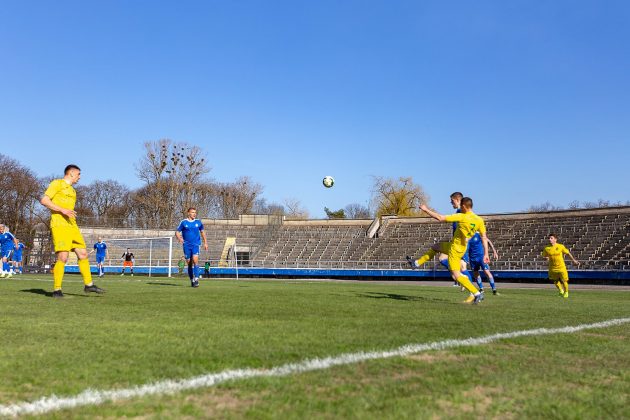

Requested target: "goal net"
[{"left": 98, "top": 237, "right": 174, "bottom": 277}]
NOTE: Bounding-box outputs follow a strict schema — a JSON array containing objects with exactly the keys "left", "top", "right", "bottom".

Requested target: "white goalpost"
[{"left": 101, "top": 237, "right": 174, "bottom": 277}]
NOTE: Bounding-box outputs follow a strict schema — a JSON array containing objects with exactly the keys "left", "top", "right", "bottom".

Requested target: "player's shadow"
[
  {"left": 146, "top": 282, "right": 180, "bottom": 287},
  {"left": 356, "top": 292, "right": 430, "bottom": 302},
  {"left": 20, "top": 288, "right": 90, "bottom": 298}
]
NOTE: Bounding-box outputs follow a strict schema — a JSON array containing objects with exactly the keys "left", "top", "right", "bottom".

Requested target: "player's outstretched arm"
[
  {"left": 487, "top": 238, "right": 499, "bottom": 260},
  {"left": 419, "top": 204, "right": 446, "bottom": 222}
]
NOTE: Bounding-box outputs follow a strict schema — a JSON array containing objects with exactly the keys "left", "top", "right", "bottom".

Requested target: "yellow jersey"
[
  {"left": 542, "top": 243, "right": 569, "bottom": 272},
  {"left": 44, "top": 179, "right": 77, "bottom": 228},
  {"left": 444, "top": 211, "right": 486, "bottom": 251}
]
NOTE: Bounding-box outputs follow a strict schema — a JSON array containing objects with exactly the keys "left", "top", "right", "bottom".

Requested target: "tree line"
[{"left": 0, "top": 140, "right": 433, "bottom": 256}]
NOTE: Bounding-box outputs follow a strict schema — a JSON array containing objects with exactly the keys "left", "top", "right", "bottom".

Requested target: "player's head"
[
  {"left": 548, "top": 234, "right": 557, "bottom": 244},
  {"left": 0, "top": 224, "right": 4, "bottom": 233},
  {"left": 98, "top": 237, "right": 103, "bottom": 242},
  {"left": 126, "top": 248, "right": 131, "bottom": 252},
  {"left": 187, "top": 207, "right": 197, "bottom": 218},
  {"left": 450, "top": 192, "right": 463, "bottom": 209},
  {"left": 460, "top": 197, "right": 473, "bottom": 212},
  {"left": 64, "top": 164, "right": 81, "bottom": 184}
]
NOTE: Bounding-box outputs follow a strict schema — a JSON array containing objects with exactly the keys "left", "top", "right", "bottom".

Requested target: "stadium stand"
[{"left": 28, "top": 207, "right": 630, "bottom": 278}]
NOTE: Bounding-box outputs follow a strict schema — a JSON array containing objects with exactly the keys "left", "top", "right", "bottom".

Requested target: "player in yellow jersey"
[
  {"left": 541, "top": 234, "right": 580, "bottom": 298},
  {"left": 40, "top": 164, "right": 105, "bottom": 298},
  {"left": 407, "top": 197, "right": 489, "bottom": 304}
]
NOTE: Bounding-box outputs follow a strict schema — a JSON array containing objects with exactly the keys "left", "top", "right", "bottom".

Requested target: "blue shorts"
[
  {"left": 462, "top": 252, "right": 470, "bottom": 264},
  {"left": 183, "top": 243, "right": 200, "bottom": 259},
  {"left": 1, "top": 249, "right": 13, "bottom": 259},
  {"left": 470, "top": 259, "right": 490, "bottom": 272},
  {"left": 96, "top": 254, "right": 106, "bottom": 264},
  {"left": 13, "top": 255, "right": 23, "bottom": 262}
]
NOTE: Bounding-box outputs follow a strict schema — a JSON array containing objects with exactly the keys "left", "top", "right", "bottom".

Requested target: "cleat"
[
  {"left": 84, "top": 284, "right": 105, "bottom": 294},
  {"left": 52, "top": 290, "right": 64, "bottom": 298},
  {"left": 405, "top": 256, "right": 418, "bottom": 269},
  {"left": 192, "top": 278, "right": 200, "bottom": 288},
  {"left": 473, "top": 293, "right": 485, "bottom": 304},
  {"left": 0, "top": 273, "right": 5, "bottom": 278},
  {"left": 492, "top": 289, "right": 498, "bottom": 295},
  {"left": 120, "top": 273, "right": 125, "bottom": 276},
  {"left": 563, "top": 291, "right": 569, "bottom": 298},
  {"left": 130, "top": 273, "right": 134, "bottom": 277},
  {"left": 464, "top": 294, "right": 475, "bottom": 303},
  {"left": 559, "top": 290, "right": 565, "bottom": 296},
  {"left": 5, "top": 272, "right": 12, "bottom": 278}
]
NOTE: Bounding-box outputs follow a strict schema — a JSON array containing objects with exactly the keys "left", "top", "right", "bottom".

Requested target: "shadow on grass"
[
  {"left": 20, "top": 288, "right": 90, "bottom": 298},
  {"left": 146, "top": 282, "right": 181, "bottom": 287},
  {"left": 356, "top": 292, "right": 442, "bottom": 302}
]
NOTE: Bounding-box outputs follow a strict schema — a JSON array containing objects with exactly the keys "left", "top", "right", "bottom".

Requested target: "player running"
[
  {"left": 467, "top": 232, "right": 499, "bottom": 295},
  {"left": 89, "top": 237, "right": 108, "bottom": 277},
  {"left": 40, "top": 164, "right": 105, "bottom": 297},
  {"left": 541, "top": 234, "right": 580, "bottom": 298},
  {"left": 407, "top": 197, "right": 488, "bottom": 304},
  {"left": 0, "top": 224, "right": 18, "bottom": 278},
  {"left": 176, "top": 207, "right": 208, "bottom": 288}
]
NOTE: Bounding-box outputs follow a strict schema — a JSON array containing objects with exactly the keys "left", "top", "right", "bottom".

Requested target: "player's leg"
[
  {"left": 483, "top": 266, "right": 497, "bottom": 294},
  {"left": 549, "top": 272, "right": 564, "bottom": 295},
  {"left": 407, "top": 243, "right": 442, "bottom": 268},
  {"left": 53, "top": 251, "right": 69, "bottom": 296},
  {"left": 1, "top": 254, "right": 11, "bottom": 277},
  {"left": 560, "top": 271, "right": 569, "bottom": 298},
  {"left": 191, "top": 253, "right": 200, "bottom": 287},
  {"left": 473, "top": 266, "right": 484, "bottom": 290},
  {"left": 448, "top": 248, "right": 482, "bottom": 303}
]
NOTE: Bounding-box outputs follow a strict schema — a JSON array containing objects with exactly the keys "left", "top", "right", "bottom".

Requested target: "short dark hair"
[
  {"left": 187, "top": 207, "right": 196, "bottom": 212},
  {"left": 64, "top": 164, "right": 81, "bottom": 174},
  {"left": 461, "top": 197, "right": 473, "bottom": 208},
  {"left": 450, "top": 192, "right": 463, "bottom": 200},
  {"left": 549, "top": 233, "right": 557, "bottom": 239}
]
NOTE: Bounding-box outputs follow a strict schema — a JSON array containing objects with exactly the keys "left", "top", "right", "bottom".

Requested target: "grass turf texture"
[{"left": 0, "top": 275, "right": 629, "bottom": 418}]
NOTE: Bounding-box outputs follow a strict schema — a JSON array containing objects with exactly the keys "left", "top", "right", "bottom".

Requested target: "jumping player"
[
  {"left": 40, "top": 164, "right": 104, "bottom": 297},
  {"left": 175, "top": 207, "right": 208, "bottom": 288},
  {"left": 407, "top": 197, "right": 488, "bottom": 304},
  {"left": 541, "top": 234, "right": 580, "bottom": 298}
]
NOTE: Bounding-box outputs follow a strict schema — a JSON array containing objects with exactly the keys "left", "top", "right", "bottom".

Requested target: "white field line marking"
[{"left": 1, "top": 317, "right": 629, "bottom": 417}]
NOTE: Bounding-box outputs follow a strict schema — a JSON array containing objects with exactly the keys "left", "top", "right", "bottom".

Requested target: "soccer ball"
[{"left": 322, "top": 176, "right": 335, "bottom": 188}]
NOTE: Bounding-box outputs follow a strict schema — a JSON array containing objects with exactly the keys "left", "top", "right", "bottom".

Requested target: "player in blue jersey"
[
  {"left": 89, "top": 237, "right": 109, "bottom": 277},
  {"left": 12, "top": 240, "right": 26, "bottom": 274},
  {"left": 176, "top": 207, "right": 208, "bottom": 288},
  {"left": 467, "top": 232, "right": 499, "bottom": 295},
  {"left": 0, "top": 224, "right": 19, "bottom": 278}
]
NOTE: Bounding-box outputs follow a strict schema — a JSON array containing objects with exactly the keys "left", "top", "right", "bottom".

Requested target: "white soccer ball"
[{"left": 322, "top": 176, "right": 335, "bottom": 188}]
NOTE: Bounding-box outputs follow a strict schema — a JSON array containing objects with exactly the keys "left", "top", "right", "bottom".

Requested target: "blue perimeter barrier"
[{"left": 65, "top": 265, "right": 630, "bottom": 283}]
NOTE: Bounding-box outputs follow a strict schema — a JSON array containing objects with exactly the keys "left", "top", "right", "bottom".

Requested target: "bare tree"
[
  {"left": 75, "top": 180, "right": 131, "bottom": 226},
  {"left": 283, "top": 198, "right": 309, "bottom": 219},
  {"left": 211, "top": 177, "right": 264, "bottom": 219},
  {"left": 527, "top": 202, "right": 564, "bottom": 212},
  {"left": 134, "top": 139, "right": 210, "bottom": 227},
  {"left": 344, "top": 203, "right": 372, "bottom": 219},
  {"left": 371, "top": 176, "right": 429, "bottom": 217},
  {"left": 0, "top": 154, "right": 47, "bottom": 260}
]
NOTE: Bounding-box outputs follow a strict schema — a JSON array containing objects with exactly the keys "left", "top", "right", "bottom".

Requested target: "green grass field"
[{"left": 1, "top": 274, "right": 629, "bottom": 418}]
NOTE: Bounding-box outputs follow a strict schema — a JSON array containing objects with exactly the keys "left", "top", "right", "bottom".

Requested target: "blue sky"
[{"left": 1, "top": 0, "right": 628, "bottom": 217}]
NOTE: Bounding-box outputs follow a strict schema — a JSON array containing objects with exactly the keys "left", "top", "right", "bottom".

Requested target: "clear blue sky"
[{"left": 1, "top": 0, "right": 628, "bottom": 217}]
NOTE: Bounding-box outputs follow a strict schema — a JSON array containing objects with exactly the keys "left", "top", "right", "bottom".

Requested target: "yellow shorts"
[
  {"left": 438, "top": 242, "right": 467, "bottom": 271},
  {"left": 51, "top": 224, "right": 87, "bottom": 252},
  {"left": 549, "top": 270, "right": 569, "bottom": 281}
]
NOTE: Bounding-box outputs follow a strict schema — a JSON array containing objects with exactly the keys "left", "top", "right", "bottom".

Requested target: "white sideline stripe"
[{"left": 1, "top": 318, "right": 629, "bottom": 417}]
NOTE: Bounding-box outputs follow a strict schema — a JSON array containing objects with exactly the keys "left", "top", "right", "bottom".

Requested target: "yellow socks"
[
  {"left": 415, "top": 249, "right": 437, "bottom": 266},
  {"left": 53, "top": 260, "right": 65, "bottom": 290},
  {"left": 554, "top": 281, "right": 565, "bottom": 293},
  {"left": 457, "top": 275, "right": 479, "bottom": 295},
  {"left": 78, "top": 258, "right": 93, "bottom": 286}
]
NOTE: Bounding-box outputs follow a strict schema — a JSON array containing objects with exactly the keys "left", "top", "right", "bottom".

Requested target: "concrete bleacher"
[{"left": 60, "top": 207, "right": 629, "bottom": 274}]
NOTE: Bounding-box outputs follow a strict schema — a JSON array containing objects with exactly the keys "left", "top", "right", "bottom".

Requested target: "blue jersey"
[
  {"left": 177, "top": 218, "right": 204, "bottom": 245},
  {"left": 94, "top": 242, "right": 108, "bottom": 256},
  {"left": 468, "top": 232, "right": 485, "bottom": 261},
  {"left": 0, "top": 232, "right": 16, "bottom": 251},
  {"left": 14, "top": 243, "right": 25, "bottom": 259},
  {"left": 452, "top": 208, "right": 461, "bottom": 236}
]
